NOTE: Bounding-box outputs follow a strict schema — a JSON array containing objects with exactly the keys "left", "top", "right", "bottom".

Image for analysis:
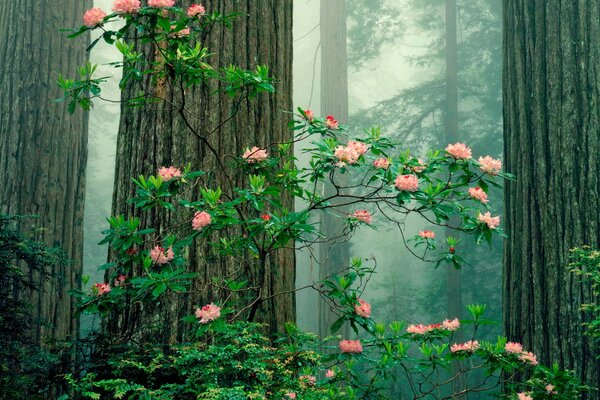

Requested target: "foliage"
[{"left": 569, "top": 247, "right": 600, "bottom": 345}]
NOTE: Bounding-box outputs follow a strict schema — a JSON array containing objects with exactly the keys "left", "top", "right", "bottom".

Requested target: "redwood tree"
[
  {"left": 0, "top": 1, "right": 90, "bottom": 344},
  {"left": 503, "top": 0, "right": 600, "bottom": 393},
  {"left": 109, "top": 0, "right": 294, "bottom": 341}
]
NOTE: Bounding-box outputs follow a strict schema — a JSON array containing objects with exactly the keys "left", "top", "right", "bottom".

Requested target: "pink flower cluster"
[
  {"left": 148, "top": 0, "right": 174, "bottom": 7},
  {"left": 442, "top": 318, "right": 461, "bottom": 331},
  {"left": 299, "top": 375, "right": 316, "bottom": 386},
  {"left": 468, "top": 187, "right": 488, "bottom": 204},
  {"left": 195, "top": 303, "right": 221, "bottom": 323},
  {"left": 407, "top": 318, "right": 459, "bottom": 334},
  {"left": 419, "top": 230, "right": 435, "bottom": 239},
  {"left": 94, "top": 283, "right": 111, "bottom": 296},
  {"left": 478, "top": 212, "right": 500, "bottom": 229},
  {"left": 412, "top": 159, "right": 427, "bottom": 173},
  {"left": 334, "top": 146, "right": 359, "bottom": 166},
  {"left": 504, "top": 342, "right": 538, "bottom": 365},
  {"left": 158, "top": 166, "right": 182, "bottom": 181},
  {"left": 325, "top": 115, "right": 338, "bottom": 129},
  {"left": 114, "top": 275, "right": 127, "bottom": 287},
  {"left": 395, "top": 174, "right": 419, "bottom": 192},
  {"left": 450, "top": 340, "right": 480, "bottom": 353},
  {"left": 83, "top": 8, "right": 107, "bottom": 27},
  {"left": 303, "top": 109, "right": 314, "bottom": 122},
  {"left": 354, "top": 298, "right": 371, "bottom": 318},
  {"left": 478, "top": 155, "right": 502, "bottom": 175},
  {"left": 187, "top": 4, "right": 206, "bottom": 17},
  {"left": 192, "top": 211, "right": 211, "bottom": 231},
  {"left": 339, "top": 339, "right": 363, "bottom": 353},
  {"left": 446, "top": 142, "right": 472, "bottom": 159},
  {"left": 352, "top": 210, "right": 372, "bottom": 224},
  {"left": 504, "top": 342, "right": 523, "bottom": 354},
  {"left": 242, "top": 146, "right": 268, "bottom": 163},
  {"left": 518, "top": 351, "right": 538, "bottom": 365},
  {"left": 112, "top": 0, "right": 141, "bottom": 14},
  {"left": 284, "top": 393, "right": 296, "bottom": 399},
  {"left": 150, "top": 246, "right": 174, "bottom": 265},
  {"left": 517, "top": 393, "right": 533, "bottom": 400},
  {"left": 373, "top": 157, "right": 390, "bottom": 170},
  {"left": 325, "top": 369, "right": 335, "bottom": 378},
  {"left": 347, "top": 140, "right": 368, "bottom": 155}
]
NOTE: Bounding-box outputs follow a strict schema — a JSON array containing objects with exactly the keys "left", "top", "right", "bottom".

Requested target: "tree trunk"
[
  {"left": 503, "top": 0, "right": 600, "bottom": 394},
  {"left": 318, "top": 0, "right": 351, "bottom": 340},
  {"left": 110, "top": 0, "right": 294, "bottom": 342},
  {"left": 0, "top": 0, "right": 90, "bottom": 344}
]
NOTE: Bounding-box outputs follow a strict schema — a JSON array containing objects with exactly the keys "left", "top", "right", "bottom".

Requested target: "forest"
[{"left": 0, "top": 0, "right": 599, "bottom": 399}]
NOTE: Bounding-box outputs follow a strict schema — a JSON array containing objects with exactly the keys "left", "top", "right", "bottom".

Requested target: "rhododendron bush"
[{"left": 58, "top": 3, "right": 585, "bottom": 399}]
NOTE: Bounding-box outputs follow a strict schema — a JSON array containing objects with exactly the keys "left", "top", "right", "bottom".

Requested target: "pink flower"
[
  {"left": 112, "top": 0, "right": 141, "bottom": 14},
  {"left": 407, "top": 324, "right": 435, "bottom": 335},
  {"left": 148, "top": 0, "right": 174, "bottom": 7},
  {"left": 468, "top": 187, "right": 488, "bottom": 204},
  {"left": 446, "top": 142, "right": 472, "bottom": 159},
  {"left": 450, "top": 340, "right": 479, "bottom": 353},
  {"left": 505, "top": 342, "right": 523, "bottom": 354},
  {"left": 83, "top": 8, "right": 107, "bottom": 27},
  {"left": 242, "top": 146, "right": 268, "bottom": 163},
  {"left": 114, "top": 275, "right": 127, "bottom": 287},
  {"left": 325, "top": 115, "right": 339, "bottom": 129},
  {"left": 187, "top": 4, "right": 206, "bottom": 17},
  {"left": 170, "top": 26, "right": 190, "bottom": 37},
  {"left": 325, "top": 369, "right": 335, "bottom": 378},
  {"left": 347, "top": 140, "right": 368, "bottom": 156},
  {"left": 478, "top": 212, "right": 500, "bottom": 229},
  {"left": 352, "top": 210, "right": 372, "bottom": 224},
  {"left": 395, "top": 174, "right": 419, "bottom": 192},
  {"left": 442, "top": 318, "right": 460, "bottom": 331},
  {"left": 192, "top": 211, "right": 211, "bottom": 231},
  {"left": 419, "top": 230, "right": 435, "bottom": 239},
  {"left": 478, "top": 156, "right": 502, "bottom": 175},
  {"left": 339, "top": 339, "right": 363, "bottom": 353},
  {"left": 93, "top": 283, "right": 111, "bottom": 296},
  {"left": 412, "top": 159, "right": 427, "bottom": 173},
  {"left": 518, "top": 351, "right": 538, "bottom": 365},
  {"left": 517, "top": 393, "right": 533, "bottom": 400},
  {"left": 195, "top": 303, "right": 221, "bottom": 323},
  {"left": 354, "top": 298, "right": 371, "bottom": 318},
  {"left": 545, "top": 384, "right": 557, "bottom": 394},
  {"left": 284, "top": 394, "right": 296, "bottom": 399},
  {"left": 158, "top": 166, "right": 182, "bottom": 181},
  {"left": 334, "top": 145, "right": 359, "bottom": 166},
  {"left": 261, "top": 214, "right": 271, "bottom": 222},
  {"left": 299, "top": 375, "right": 316, "bottom": 386},
  {"left": 150, "top": 246, "right": 174, "bottom": 265},
  {"left": 303, "top": 109, "right": 314, "bottom": 122},
  {"left": 373, "top": 157, "right": 390, "bottom": 170}
]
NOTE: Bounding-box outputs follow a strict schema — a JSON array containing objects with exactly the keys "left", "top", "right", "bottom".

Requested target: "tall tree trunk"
[
  {"left": 110, "top": 0, "right": 294, "bottom": 342},
  {"left": 0, "top": 1, "right": 90, "bottom": 344},
  {"left": 503, "top": 0, "right": 600, "bottom": 394},
  {"left": 318, "top": 0, "right": 351, "bottom": 340}
]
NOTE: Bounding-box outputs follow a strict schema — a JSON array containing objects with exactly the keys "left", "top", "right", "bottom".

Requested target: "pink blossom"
[
  {"left": 395, "top": 174, "right": 419, "bottom": 192},
  {"left": 347, "top": 140, "right": 368, "bottom": 156},
  {"left": 187, "top": 4, "right": 206, "bottom": 17},
  {"left": 546, "top": 384, "right": 557, "bottom": 394},
  {"left": 407, "top": 324, "right": 435, "bottom": 335},
  {"left": 518, "top": 351, "right": 538, "bottom": 365},
  {"left": 517, "top": 393, "right": 533, "bottom": 400},
  {"left": 284, "top": 394, "right": 296, "bottom": 399},
  {"left": 373, "top": 157, "right": 390, "bottom": 170},
  {"left": 412, "top": 159, "right": 427, "bottom": 173},
  {"left": 505, "top": 342, "right": 523, "bottom": 354},
  {"left": 325, "top": 115, "right": 339, "bottom": 129},
  {"left": 478, "top": 156, "right": 502, "bottom": 175},
  {"left": 112, "top": 0, "right": 141, "bottom": 14},
  {"left": 442, "top": 318, "right": 460, "bottom": 331},
  {"left": 352, "top": 210, "right": 372, "bottom": 224},
  {"left": 354, "top": 298, "right": 371, "bottom": 318},
  {"left": 170, "top": 25, "right": 190, "bottom": 37},
  {"left": 468, "top": 187, "right": 488, "bottom": 204},
  {"left": 242, "top": 146, "right": 268, "bottom": 163},
  {"left": 325, "top": 369, "right": 335, "bottom": 378},
  {"left": 299, "top": 375, "right": 316, "bottom": 386},
  {"left": 446, "top": 142, "right": 472, "bottom": 159},
  {"left": 192, "top": 211, "right": 211, "bottom": 231},
  {"left": 478, "top": 212, "right": 500, "bottom": 229},
  {"left": 93, "top": 283, "right": 111, "bottom": 296},
  {"left": 334, "top": 145, "right": 359, "bottom": 166},
  {"left": 83, "top": 8, "right": 107, "bottom": 27},
  {"left": 148, "top": 0, "right": 174, "bottom": 7},
  {"left": 114, "top": 275, "right": 127, "bottom": 287},
  {"left": 303, "top": 109, "right": 314, "bottom": 122},
  {"left": 450, "top": 340, "right": 480, "bottom": 353},
  {"left": 419, "top": 230, "right": 435, "bottom": 239},
  {"left": 150, "top": 246, "right": 174, "bottom": 265},
  {"left": 339, "top": 339, "right": 363, "bottom": 353},
  {"left": 195, "top": 303, "right": 221, "bottom": 323},
  {"left": 261, "top": 214, "right": 271, "bottom": 222},
  {"left": 158, "top": 166, "right": 182, "bottom": 181}
]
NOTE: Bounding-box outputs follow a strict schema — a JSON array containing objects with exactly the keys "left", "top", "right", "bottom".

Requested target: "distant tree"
[
  {"left": 0, "top": 0, "right": 90, "bottom": 345},
  {"left": 503, "top": 0, "right": 600, "bottom": 394}
]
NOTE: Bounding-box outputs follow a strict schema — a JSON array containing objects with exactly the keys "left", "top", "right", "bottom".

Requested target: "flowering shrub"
[{"left": 569, "top": 247, "right": 600, "bottom": 342}]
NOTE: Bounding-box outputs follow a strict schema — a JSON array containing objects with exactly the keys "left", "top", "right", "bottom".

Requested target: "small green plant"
[{"left": 569, "top": 247, "right": 600, "bottom": 344}]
